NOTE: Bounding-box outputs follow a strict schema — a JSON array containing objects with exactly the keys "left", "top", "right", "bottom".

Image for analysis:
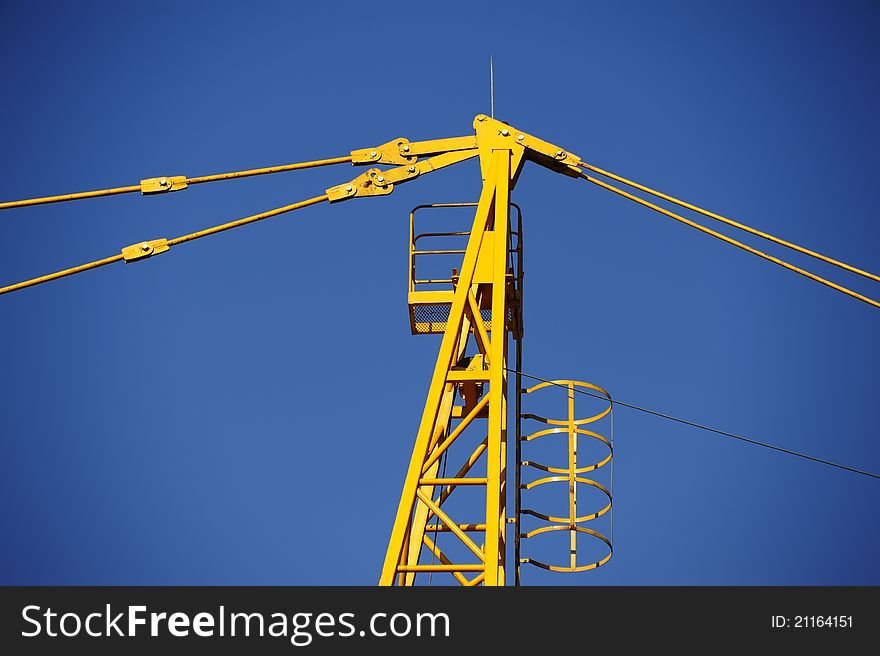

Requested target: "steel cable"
[
  {"left": 579, "top": 172, "right": 880, "bottom": 309},
  {"left": 509, "top": 368, "right": 880, "bottom": 481},
  {"left": 580, "top": 160, "right": 880, "bottom": 284}
]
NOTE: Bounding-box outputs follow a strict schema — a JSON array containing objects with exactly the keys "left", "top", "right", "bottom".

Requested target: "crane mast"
[
  {"left": 377, "top": 115, "right": 591, "bottom": 585},
  {"left": 1, "top": 114, "right": 876, "bottom": 587},
  {"left": 381, "top": 135, "right": 519, "bottom": 586}
]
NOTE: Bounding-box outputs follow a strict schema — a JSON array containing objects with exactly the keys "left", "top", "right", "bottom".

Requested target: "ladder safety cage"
[{"left": 516, "top": 379, "right": 614, "bottom": 582}]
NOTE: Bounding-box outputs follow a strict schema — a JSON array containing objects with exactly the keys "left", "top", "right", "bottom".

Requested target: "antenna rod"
[{"left": 490, "top": 54, "right": 495, "bottom": 118}]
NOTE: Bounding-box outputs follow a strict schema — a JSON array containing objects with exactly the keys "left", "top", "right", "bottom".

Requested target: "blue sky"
[{"left": 0, "top": 1, "right": 878, "bottom": 585}]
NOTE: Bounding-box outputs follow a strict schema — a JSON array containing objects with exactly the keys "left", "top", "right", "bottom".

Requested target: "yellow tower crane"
[{"left": 2, "top": 115, "right": 877, "bottom": 586}]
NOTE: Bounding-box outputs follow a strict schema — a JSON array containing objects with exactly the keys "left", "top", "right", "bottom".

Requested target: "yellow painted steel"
[
  {"left": 517, "top": 380, "right": 614, "bottom": 576},
  {"left": 422, "top": 536, "right": 472, "bottom": 586},
  {"left": 2, "top": 112, "right": 876, "bottom": 588},
  {"left": 0, "top": 195, "right": 327, "bottom": 296},
  {"left": 184, "top": 156, "right": 351, "bottom": 184},
  {"left": 0, "top": 254, "right": 126, "bottom": 296},
  {"left": 396, "top": 564, "right": 485, "bottom": 573},
  {"left": 0, "top": 156, "right": 350, "bottom": 211},
  {"left": 0, "top": 184, "right": 142, "bottom": 210},
  {"left": 380, "top": 119, "right": 531, "bottom": 585},
  {"left": 380, "top": 174, "right": 501, "bottom": 585},
  {"left": 351, "top": 136, "right": 476, "bottom": 165},
  {"left": 484, "top": 149, "right": 511, "bottom": 586},
  {"left": 581, "top": 173, "right": 880, "bottom": 309},
  {"left": 165, "top": 195, "right": 327, "bottom": 246},
  {"left": 401, "top": 382, "right": 457, "bottom": 586},
  {"left": 422, "top": 395, "right": 491, "bottom": 471},
  {"left": 0, "top": 135, "right": 485, "bottom": 212},
  {"left": 406, "top": 203, "right": 524, "bottom": 337},
  {"left": 580, "top": 161, "right": 880, "bottom": 284},
  {"left": 425, "top": 523, "right": 487, "bottom": 532},
  {"left": 0, "top": 146, "right": 479, "bottom": 296}
]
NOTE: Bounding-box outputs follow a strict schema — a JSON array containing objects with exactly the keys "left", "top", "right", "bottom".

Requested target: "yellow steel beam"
[
  {"left": 379, "top": 163, "right": 499, "bottom": 585},
  {"left": 420, "top": 478, "right": 489, "bottom": 486},
  {"left": 425, "top": 524, "right": 487, "bottom": 533},
  {"left": 416, "top": 489, "right": 485, "bottom": 562},
  {"left": 396, "top": 564, "right": 485, "bottom": 573},
  {"left": 484, "top": 148, "right": 510, "bottom": 586},
  {"left": 327, "top": 150, "right": 478, "bottom": 203},
  {"left": 430, "top": 438, "right": 489, "bottom": 511},
  {"left": 465, "top": 289, "right": 492, "bottom": 358},
  {"left": 421, "top": 395, "right": 491, "bottom": 473},
  {"left": 421, "top": 536, "right": 471, "bottom": 586},
  {"left": 401, "top": 307, "right": 480, "bottom": 585},
  {"left": 351, "top": 135, "right": 476, "bottom": 165},
  {"left": 401, "top": 382, "right": 456, "bottom": 586},
  {"left": 401, "top": 136, "right": 478, "bottom": 157},
  {"left": 464, "top": 572, "right": 486, "bottom": 586}
]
